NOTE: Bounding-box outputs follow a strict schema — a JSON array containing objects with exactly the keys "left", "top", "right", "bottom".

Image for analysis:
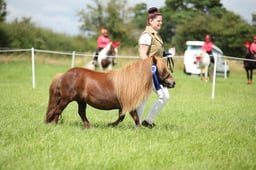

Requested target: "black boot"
[{"left": 142, "top": 120, "right": 156, "bottom": 129}]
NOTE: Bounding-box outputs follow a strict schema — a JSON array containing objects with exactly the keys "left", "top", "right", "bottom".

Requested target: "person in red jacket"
[
  {"left": 93, "top": 27, "right": 111, "bottom": 65},
  {"left": 249, "top": 35, "right": 256, "bottom": 56},
  {"left": 202, "top": 34, "right": 214, "bottom": 63}
]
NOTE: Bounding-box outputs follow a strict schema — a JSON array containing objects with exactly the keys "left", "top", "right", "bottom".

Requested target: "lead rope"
[
  {"left": 167, "top": 57, "right": 174, "bottom": 73},
  {"left": 152, "top": 64, "right": 161, "bottom": 90}
]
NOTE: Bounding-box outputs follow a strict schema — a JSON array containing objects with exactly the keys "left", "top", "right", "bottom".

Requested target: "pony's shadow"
[
  {"left": 57, "top": 116, "right": 182, "bottom": 130},
  {"left": 58, "top": 117, "right": 137, "bottom": 130}
]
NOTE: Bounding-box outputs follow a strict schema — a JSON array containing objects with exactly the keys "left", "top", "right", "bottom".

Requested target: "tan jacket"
[{"left": 142, "top": 26, "right": 164, "bottom": 57}]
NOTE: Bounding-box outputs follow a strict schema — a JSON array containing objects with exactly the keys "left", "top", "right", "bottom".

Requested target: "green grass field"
[{"left": 0, "top": 54, "right": 256, "bottom": 170}]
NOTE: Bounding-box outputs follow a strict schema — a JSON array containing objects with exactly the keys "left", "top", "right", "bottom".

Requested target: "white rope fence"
[
  {"left": 0, "top": 48, "right": 255, "bottom": 100},
  {"left": 223, "top": 55, "right": 256, "bottom": 62},
  {"left": 0, "top": 48, "right": 140, "bottom": 88}
]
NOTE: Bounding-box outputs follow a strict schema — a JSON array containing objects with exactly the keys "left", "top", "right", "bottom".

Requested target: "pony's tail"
[{"left": 45, "top": 73, "right": 63, "bottom": 123}]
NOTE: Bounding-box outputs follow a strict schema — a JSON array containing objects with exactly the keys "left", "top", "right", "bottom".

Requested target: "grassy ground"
[{"left": 0, "top": 54, "right": 256, "bottom": 170}]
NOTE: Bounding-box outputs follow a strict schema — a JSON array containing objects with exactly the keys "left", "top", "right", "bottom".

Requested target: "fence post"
[
  {"left": 211, "top": 55, "right": 218, "bottom": 99},
  {"left": 224, "top": 60, "right": 227, "bottom": 79},
  {"left": 31, "top": 47, "right": 35, "bottom": 89},
  {"left": 71, "top": 51, "right": 76, "bottom": 67}
]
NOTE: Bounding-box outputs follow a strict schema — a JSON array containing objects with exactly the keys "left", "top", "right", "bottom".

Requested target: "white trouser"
[{"left": 137, "top": 85, "right": 170, "bottom": 124}]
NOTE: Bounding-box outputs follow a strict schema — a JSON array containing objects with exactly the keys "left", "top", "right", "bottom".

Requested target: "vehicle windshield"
[{"left": 187, "top": 45, "right": 201, "bottom": 50}]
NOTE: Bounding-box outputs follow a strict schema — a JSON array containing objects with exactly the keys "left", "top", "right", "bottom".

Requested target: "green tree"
[
  {"left": 160, "top": 0, "right": 256, "bottom": 56},
  {"left": 0, "top": 0, "right": 7, "bottom": 22},
  {"left": 104, "top": 0, "right": 128, "bottom": 41},
  {"left": 0, "top": 0, "right": 7, "bottom": 46},
  {"left": 78, "top": 0, "right": 104, "bottom": 34},
  {"left": 186, "top": 0, "right": 222, "bottom": 14},
  {"left": 160, "top": 0, "right": 224, "bottom": 44},
  {"left": 252, "top": 13, "right": 256, "bottom": 26},
  {"left": 0, "top": 17, "right": 91, "bottom": 51},
  {"left": 78, "top": 0, "right": 136, "bottom": 46},
  {"left": 212, "top": 11, "right": 254, "bottom": 56},
  {"left": 173, "top": 10, "right": 254, "bottom": 56},
  {"left": 128, "top": 3, "right": 147, "bottom": 30}
]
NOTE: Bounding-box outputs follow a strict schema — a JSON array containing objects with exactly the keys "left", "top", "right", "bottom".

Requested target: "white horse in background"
[
  {"left": 194, "top": 51, "right": 210, "bottom": 81},
  {"left": 85, "top": 41, "right": 120, "bottom": 71}
]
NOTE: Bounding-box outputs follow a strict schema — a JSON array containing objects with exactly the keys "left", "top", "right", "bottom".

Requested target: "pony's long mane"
[{"left": 109, "top": 58, "right": 153, "bottom": 114}]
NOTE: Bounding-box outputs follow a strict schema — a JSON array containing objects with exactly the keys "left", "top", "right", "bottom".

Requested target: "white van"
[{"left": 183, "top": 41, "right": 230, "bottom": 76}]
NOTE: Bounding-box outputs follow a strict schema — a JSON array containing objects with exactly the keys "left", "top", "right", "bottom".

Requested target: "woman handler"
[{"left": 136, "top": 7, "right": 171, "bottom": 128}]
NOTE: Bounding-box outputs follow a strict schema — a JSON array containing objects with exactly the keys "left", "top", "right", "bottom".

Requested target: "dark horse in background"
[
  {"left": 244, "top": 41, "right": 256, "bottom": 84},
  {"left": 45, "top": 56, "right": 175, "bottom": 128}
]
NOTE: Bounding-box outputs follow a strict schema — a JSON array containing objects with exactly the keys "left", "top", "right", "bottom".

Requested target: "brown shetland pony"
[{"left": 45, "top": 56, "right": 175, "bottom": 128}]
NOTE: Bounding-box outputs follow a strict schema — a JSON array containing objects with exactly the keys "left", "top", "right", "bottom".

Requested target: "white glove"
[
  {"left": 156, "top": 89, "right": 164, "bottom": 99},
  {"left": 168, "top": 48, "right": 176, "bottom": 57}
]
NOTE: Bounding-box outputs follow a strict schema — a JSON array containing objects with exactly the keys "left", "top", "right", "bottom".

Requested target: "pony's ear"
[{"left": 112, "top": 41, "right": 121, "bottom": 48}]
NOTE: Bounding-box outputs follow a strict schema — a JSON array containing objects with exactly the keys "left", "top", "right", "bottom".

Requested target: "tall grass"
[{"left": 0, "top": 55, "right": 255, "bottom": 170}]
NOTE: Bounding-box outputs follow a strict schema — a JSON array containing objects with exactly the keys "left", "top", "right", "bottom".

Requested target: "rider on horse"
[
  {"left": 202, "top": 34, "right": 214, "bottom": 64},
  {"left": 249, "top": 35, "right": 256, "bottom": 58},
  {"left": 244, "top": 40, "right": 256, "bottom": 84},
  {"left": 244, "top": 41, "right": 251, "bottom": 56},
  {"left": 93, "top": 27, "right": 111, "bottom": 66}
]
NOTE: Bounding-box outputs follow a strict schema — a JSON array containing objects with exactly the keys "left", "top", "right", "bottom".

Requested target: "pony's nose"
[
  {"left": 172, "top": 81, "right": 176, "bottom": 87},
  {"left": 168, "top": 80, "right": 176, "bottom": 88}
]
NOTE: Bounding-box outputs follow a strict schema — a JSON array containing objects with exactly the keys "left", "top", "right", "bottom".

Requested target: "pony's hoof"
[
  {"left": 247, "top": 80, "right": 252, "bottom": 84},
  {"left": 83, "top": 122, "right": 91, "bottom": 128}
]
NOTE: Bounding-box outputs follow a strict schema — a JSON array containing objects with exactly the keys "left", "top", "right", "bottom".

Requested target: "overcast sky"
[{"left": 6, "top": 0, "right": 256, "bottom": 36}]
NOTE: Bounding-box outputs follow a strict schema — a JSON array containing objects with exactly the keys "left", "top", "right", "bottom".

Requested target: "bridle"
[
  {"left": 158, "top": 71, "right": 171, "bottom": 86},
  {"left": 166, "top": 57, "right": 174, "bottom": 73}
]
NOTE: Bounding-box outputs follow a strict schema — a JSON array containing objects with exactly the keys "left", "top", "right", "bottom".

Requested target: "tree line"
[{"left": 1, "top": 0, "right": 256, "bottom": 57}]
